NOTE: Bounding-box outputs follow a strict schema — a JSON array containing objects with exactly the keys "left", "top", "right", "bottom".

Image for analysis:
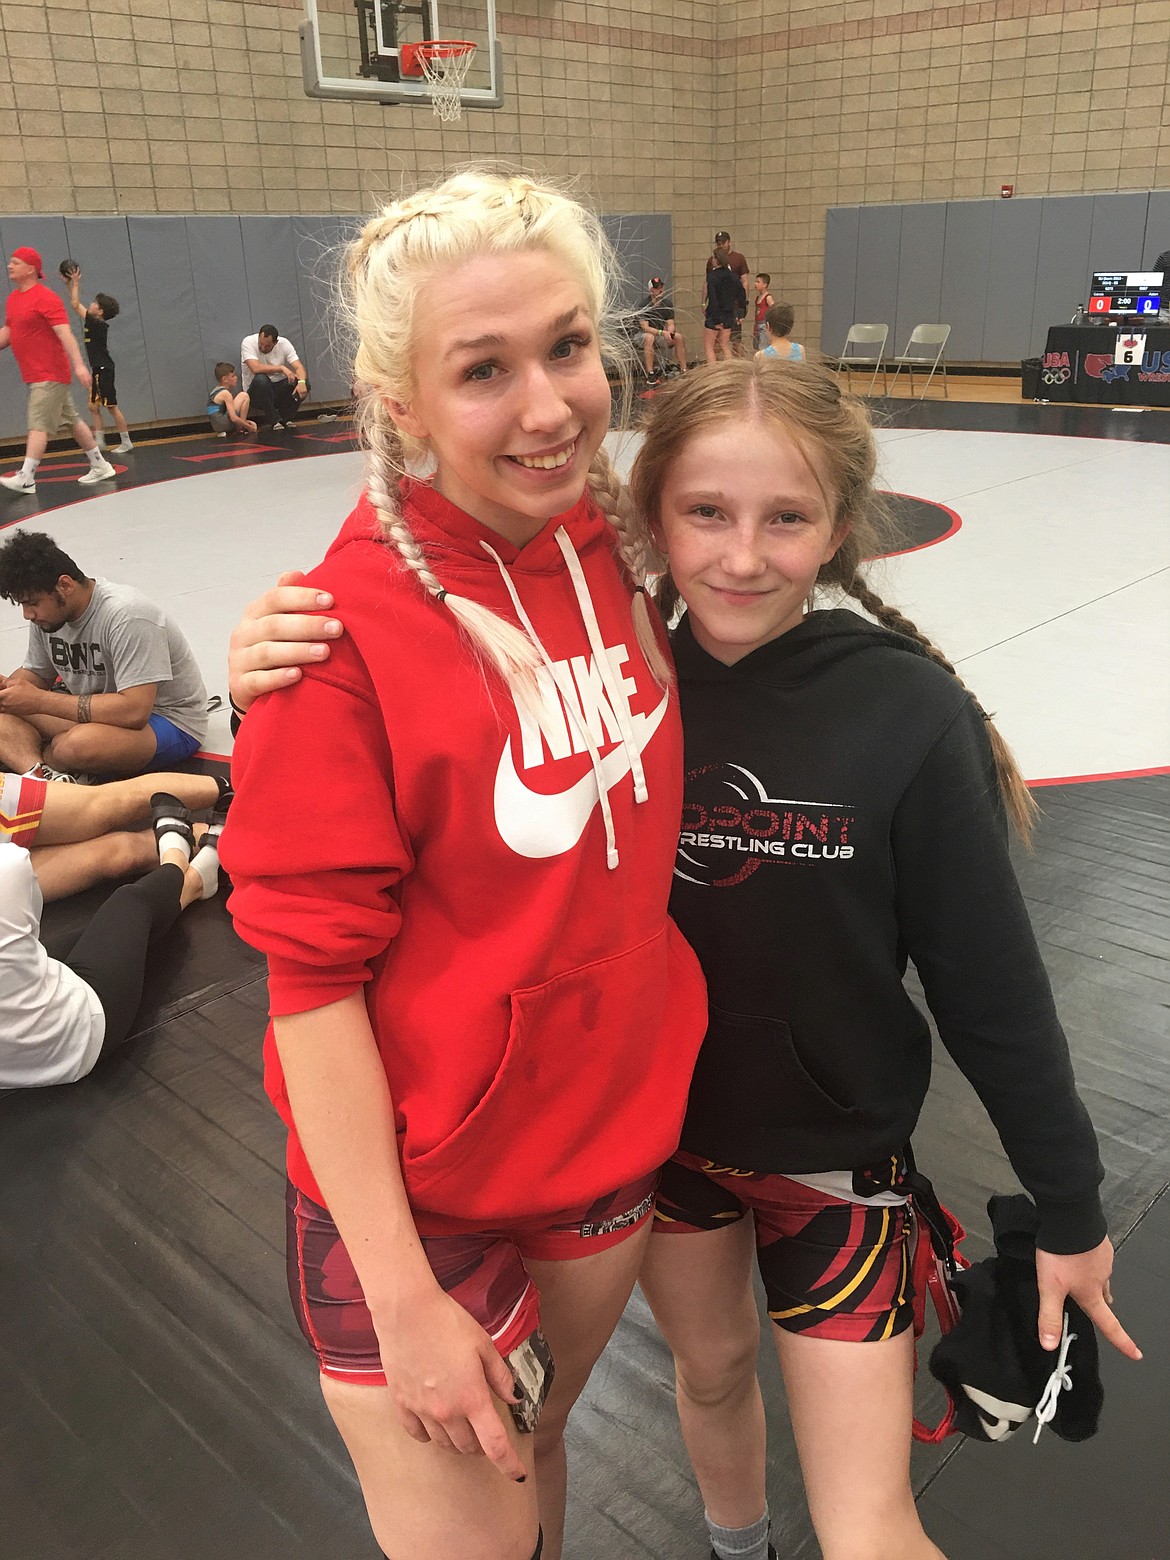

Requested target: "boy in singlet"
[
  {"left": 207, "top": 363, "right": 257, "bottom": 435},
  {"left": 753, "top": 274, "right": 774, "bottom": 350}
]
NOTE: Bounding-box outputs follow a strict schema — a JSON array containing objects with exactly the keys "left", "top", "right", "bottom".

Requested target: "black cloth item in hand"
[{"left": 929, "top": 1194, "right": 1103, "bottom": 1444}]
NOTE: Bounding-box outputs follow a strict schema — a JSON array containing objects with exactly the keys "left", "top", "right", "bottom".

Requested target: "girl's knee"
[{"left": 674, "top": 1328, "right": 761, "bottom": 1408}]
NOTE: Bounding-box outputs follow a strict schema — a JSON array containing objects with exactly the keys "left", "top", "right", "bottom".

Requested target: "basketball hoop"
[{"left": 400, "top": 39, "right": 476, "bottom": 121}]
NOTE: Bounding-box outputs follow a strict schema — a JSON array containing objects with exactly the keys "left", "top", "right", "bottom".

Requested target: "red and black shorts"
[
  {"left": 654, "top": 1151, "right": 913, "bottom": 1343},
  {"left": 287, "top": 1173, "right": 658, "bottom": 1386}
]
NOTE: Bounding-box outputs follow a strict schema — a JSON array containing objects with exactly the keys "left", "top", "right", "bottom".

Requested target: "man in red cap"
[{"left": 0, "top": 247, "right": 116, "bottom": 496}]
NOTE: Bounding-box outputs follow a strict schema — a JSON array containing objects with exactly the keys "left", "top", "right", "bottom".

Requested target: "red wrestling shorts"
[
  {"left": 286, "top": 1174, "right": 658, "bottom": 1385},
  {"left": 654, "top": 1151, "right": 913, "bottom": 1343}
]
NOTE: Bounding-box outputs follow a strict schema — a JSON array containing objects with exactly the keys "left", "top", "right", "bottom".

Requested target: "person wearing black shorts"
[
  {"left": 66, "top": 266, "right": 133, "bottom": 453},
  {"left": 703, "top": 246, "right": 746, "bottom": 364}
]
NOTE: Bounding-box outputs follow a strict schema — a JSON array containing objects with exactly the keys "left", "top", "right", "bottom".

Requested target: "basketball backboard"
[{"left": 300, "top": 0, "right": 503, "bottom": 110}]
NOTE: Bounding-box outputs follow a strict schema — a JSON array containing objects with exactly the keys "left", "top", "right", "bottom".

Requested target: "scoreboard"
[{"left": 1088, "top": 272, "right": 1163, "bottom": 317}]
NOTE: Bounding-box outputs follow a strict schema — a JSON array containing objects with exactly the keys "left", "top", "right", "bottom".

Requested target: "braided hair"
[
  {"left": 342, "top": 170, "right": 666, "bottom": 700},
  {"left": 626, "top": 359, "right": 1039, "bottom": 844}
]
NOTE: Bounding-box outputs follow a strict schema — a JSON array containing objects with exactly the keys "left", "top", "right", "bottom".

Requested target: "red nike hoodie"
[{"left": 222, "top": 479, "right": 707, "bottom": 1230}]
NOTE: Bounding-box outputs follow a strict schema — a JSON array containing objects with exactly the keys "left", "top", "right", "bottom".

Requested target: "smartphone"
[{"left": 506, "top": 1328, "right": 555, "bottom": 1435}]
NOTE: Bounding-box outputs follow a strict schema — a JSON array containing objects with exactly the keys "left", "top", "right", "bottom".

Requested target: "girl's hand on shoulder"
[
  {"left": 1035, "top": 1238, "right": 1142, "bottom": 1361},
  {"left": 373, "top": 1284, "right": 528, "bottom": 1481},
  {"left": 228, "top": 570, "right": 344, "bottom": 711}
]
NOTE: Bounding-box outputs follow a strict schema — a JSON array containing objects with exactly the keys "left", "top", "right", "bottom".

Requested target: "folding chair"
[
  {"left": 890, "top": 324, "right": 951, "bottom": 399},
  {"left": 836, "top": 324, "right": 889, "bottom": 396}
]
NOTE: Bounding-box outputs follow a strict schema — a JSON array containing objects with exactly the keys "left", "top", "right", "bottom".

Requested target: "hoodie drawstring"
[
  {"left": 481, "top": 535, "right": 624, "bottom": 871},
  {"left": 553, "top": 528, "right": 650, "bottom": 807}
]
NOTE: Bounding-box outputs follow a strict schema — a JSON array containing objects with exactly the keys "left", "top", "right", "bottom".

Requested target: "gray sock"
[{"left": 707, "top": 1508, "right": 772, "bottom": 1560}]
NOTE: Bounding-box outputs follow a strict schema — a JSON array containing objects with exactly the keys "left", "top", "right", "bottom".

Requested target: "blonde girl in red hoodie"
[{"left": 220, "top": 172, "right": 706, "bottom": 1560}]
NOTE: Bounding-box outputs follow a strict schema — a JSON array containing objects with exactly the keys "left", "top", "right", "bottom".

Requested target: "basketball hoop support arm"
[{"left": 299, "top": 18, "right": 504, "bottom": 106}]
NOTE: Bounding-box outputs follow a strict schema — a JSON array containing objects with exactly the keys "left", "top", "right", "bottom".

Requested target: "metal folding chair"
[
  {"left": 836, "top": 324, "right": 890, "bottom": 396},
  {"left": 890, "top": 323, "right": 951, "bottom": 398}
]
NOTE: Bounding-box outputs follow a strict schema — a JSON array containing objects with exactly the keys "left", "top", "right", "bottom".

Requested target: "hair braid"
[
  {"left": 585, "top": 447, "right": 672, "bottom": 686},
  {"left": 363, "top": 403, "right": 542, "bottom": 698},
  {"left": 844, "top": 573, "right": 1039, "bottom": 846}
]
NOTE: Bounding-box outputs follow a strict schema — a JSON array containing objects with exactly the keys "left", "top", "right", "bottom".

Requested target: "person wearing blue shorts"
[{"left": 0, "top": 530, "right": 208, "bottom": 778}]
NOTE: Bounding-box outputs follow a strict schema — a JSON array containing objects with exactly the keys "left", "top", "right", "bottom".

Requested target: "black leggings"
[{"left": 62, "top": 865, "right": 185, "bottom": 1054}]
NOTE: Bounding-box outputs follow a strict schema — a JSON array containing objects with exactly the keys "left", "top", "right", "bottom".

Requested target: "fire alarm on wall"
[{"left": 1001, "top": 183, "right": 1015, "bottom": 198}]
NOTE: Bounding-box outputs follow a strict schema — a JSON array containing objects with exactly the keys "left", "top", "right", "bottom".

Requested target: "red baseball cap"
[{"left": 10, "top": 246, "right": 44, "bottom": 277}]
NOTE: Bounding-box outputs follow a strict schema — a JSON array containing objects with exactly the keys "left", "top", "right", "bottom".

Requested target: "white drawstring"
[
  {"left": 553, "top": 528, "right": 650, "bottom": 806},
  {"left": 1032, "top": 1315, "right": 1076, "bottom": 1443},
  {"left": 481, "top": 539, "right": 621, "bottom": 870}
]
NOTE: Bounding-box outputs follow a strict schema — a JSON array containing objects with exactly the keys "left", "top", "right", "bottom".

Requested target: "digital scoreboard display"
[{"left": 1088, "top": 272, "right": 1163, "bottom": 317}]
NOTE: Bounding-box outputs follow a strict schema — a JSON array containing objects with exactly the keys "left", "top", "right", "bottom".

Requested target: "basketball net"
[{"left": 414, "top": 41, "right": 476, "bottom": 121}]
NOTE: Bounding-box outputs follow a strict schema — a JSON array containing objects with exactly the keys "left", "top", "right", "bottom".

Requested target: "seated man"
[
  {"left": 635, "top": 277, "right": 687, "bottom": 384},
  {"left": 0, "top": 530, "right": 208, "bottom": 779},
  {"left": 2, "top": 765, "right": 227, "bottom": 900},
  {"left": 241, "top": 323, "right": 309, "bottom": 430}
]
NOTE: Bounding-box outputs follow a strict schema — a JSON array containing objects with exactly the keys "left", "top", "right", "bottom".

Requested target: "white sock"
[
  {"left": 707, "top": 1508, "right": 772, "bottom": 1560},
  {"left": 86, "top": 445, "right": 107, "bottom": 468},
  {"left": 158, "top": 828, "right": 193, "bottom": 863},
  {"left": 190, "top": 843, "right": 220, "bottom": 900},
  {"left": 19, "top": 457, "right": 39, "bottom": 481}
]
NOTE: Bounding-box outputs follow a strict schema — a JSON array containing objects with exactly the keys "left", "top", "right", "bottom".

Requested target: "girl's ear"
[
  {"left": 824, "top": 519, "right": 851, "bottom": 564},
  {"left": 383, "top": 395, "right": 428, "bottom": 442}
]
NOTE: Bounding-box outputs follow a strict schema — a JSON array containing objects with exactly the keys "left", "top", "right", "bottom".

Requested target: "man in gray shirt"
[{"left": 0, "top": 530, "right": 207, "bottom": 779}]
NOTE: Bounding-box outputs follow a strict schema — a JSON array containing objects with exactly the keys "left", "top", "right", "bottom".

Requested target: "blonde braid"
[
  {"left": 363, "top": 403, "right": 542, "bottom": 697},
  {"left": 845, "top": 574, "right": 1039, "bottom": 846},
  {"left": 585, "top": 446, "right": 672, "bottom": 687}
]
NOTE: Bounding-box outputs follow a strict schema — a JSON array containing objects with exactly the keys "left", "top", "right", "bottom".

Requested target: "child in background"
[
  {"left": 65, "top": 265, "right": 133, "bottom": 454},
  {"left": 753, "top": 273, "right": 774, "bottom": 350},
  {"left": 755, "top": 301, "right": 804, "bottom": 363},
  {"left": 631, "top": 360, "right": 1136, "bottom": 1560},
  {"left": 207, "top": 364, "right": 256, "bottom": 436}
]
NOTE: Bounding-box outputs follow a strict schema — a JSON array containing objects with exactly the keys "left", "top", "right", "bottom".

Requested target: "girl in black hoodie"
[{"left": 632, "top": 360, "right": 1139, "bottom": 1560}]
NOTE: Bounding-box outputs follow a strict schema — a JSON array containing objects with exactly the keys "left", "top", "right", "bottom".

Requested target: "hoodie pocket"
[
  {"left": 683, "top": 1005, "right": 859, "bottom": 1152},
  {"left": 405, "top": 925, "right": 705, "bottom": 1218}
]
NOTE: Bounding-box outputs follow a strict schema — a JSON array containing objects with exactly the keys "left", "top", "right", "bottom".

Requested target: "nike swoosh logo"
[{"left": 494, "top": 688, "right": 670, "bottom": 859}]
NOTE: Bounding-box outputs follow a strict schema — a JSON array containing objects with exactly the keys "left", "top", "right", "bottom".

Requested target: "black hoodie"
[{"left": 668, "top": 608, "right": 1106, "bottom": 1255}]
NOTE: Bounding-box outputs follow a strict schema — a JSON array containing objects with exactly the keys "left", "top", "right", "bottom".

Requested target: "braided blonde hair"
[
  {"left": 627, "top": 360, "right": 1039, "bottom": 845},
  {"left": 342, "top": 170, "right": 668, "bottom": 696}
]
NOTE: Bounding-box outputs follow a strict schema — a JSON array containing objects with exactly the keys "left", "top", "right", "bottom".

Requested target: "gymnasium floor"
[{"left": 1, "top": 398, "right": 1168, "bottom": 1559}]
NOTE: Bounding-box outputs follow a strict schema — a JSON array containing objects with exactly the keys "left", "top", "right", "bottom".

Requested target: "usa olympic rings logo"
[{"left": 1042, "top": 367, "right": 1071, "bottom": 384}]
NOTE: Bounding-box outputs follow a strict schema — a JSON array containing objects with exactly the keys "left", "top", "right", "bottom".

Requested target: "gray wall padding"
[
  {"left": 1, "top": 211, "right": 673, "bottom": 437},
  {"left": 822, "top": 188, "right": 1170, "bottom": 362},
  {"left": 601, "top": 214, "right": 673, "bottom": 311},
  {"left": 821, "top": 206, "right": 860, "bottom": 358},
  {"left": 1147, "top": 191, "right": 1170, "bottom": 265},
  {"left": 984, "top": 197, "right": 1043, "bottom": 362},
  {"left": 938, "top": 199, "right": 991, "bottom": 361},
  {"left": 894, "top": 202, "right": 945, "bottom": 354},
  {"left": 186, "top": 216, "right": 256, "bottom": 409}
]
